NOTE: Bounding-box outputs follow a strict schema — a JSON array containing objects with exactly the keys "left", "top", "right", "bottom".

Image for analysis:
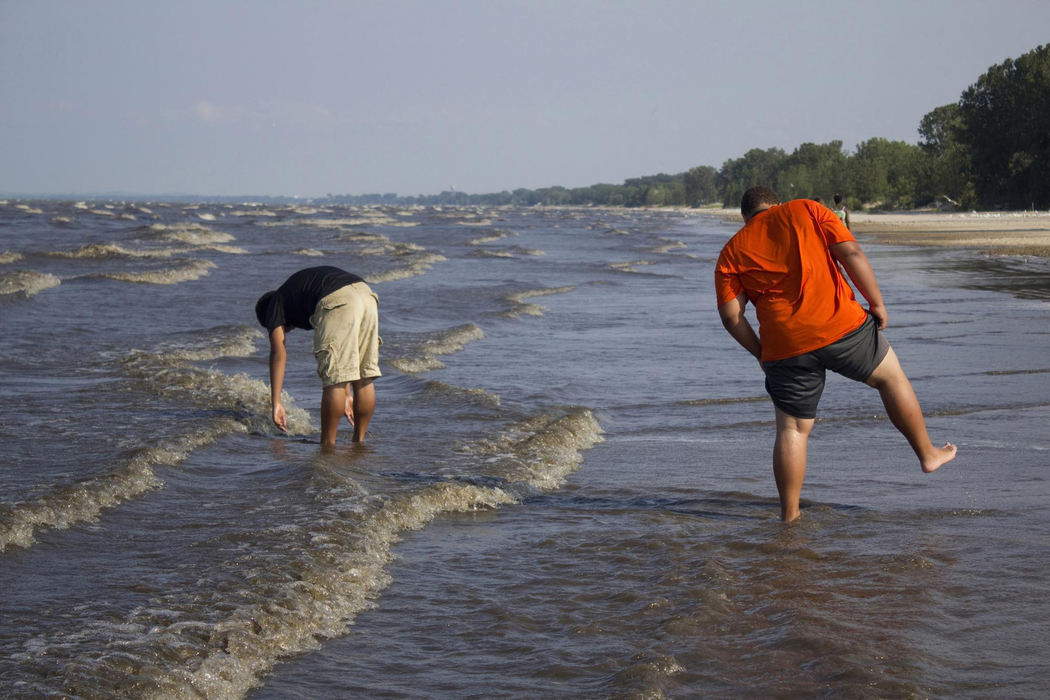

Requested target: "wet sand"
[{"left": 696, "top": 207, "right": 1050, "bottom": 258}]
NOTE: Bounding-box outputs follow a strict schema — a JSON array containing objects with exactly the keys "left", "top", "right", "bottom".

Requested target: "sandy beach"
[{"left": 697, "top": 207, "right": 1050, "bottom": 258}]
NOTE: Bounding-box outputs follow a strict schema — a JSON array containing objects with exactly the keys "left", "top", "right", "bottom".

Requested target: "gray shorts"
[{"left": 762, "top": 315, "right": 889, "bottom": 419}]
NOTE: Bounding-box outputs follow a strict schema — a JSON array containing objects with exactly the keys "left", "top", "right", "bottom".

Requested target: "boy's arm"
[
  {"left": 268, "top": 326, "right": 289, "bottom": 432},
  {"left": 718, "top": 292, "right": 762, "bottom": 362},
  {"left": 830, "top": 240, "right": 887, "bottom": 329}
]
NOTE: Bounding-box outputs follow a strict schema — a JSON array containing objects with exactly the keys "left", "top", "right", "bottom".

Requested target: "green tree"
[
  {"left": 849, "top": 138, "right": 923, "bottom": 209},
  {"left": 683, "top": 165, "right": 719, "bottom": 206},
  {"left": 719, "top": 147, "right": 787, "bottom": 207},
  {"left": 775, "top": 141, "right": 848, "bottom": 201},
  {"left": 917, "top": 103, "right": 975, "bottom": 207},
  {"left": 958, "top": 44, "right": 1050, "bottom": 208}
]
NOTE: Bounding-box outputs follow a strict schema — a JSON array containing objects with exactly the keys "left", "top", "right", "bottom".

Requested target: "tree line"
[{"left": 322, "top": 44, "right": 1049, "bottom": 211}]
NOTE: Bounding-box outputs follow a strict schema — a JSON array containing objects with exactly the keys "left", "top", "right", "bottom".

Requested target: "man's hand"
[
  {"left": 272, "top": 401, "right": 288, "bottom": 433},
  {"left": 868, "top": 303, "right": 888, "bottom": 330}
]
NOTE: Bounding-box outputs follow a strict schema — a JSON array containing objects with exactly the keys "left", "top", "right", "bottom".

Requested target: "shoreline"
[{"left": 692, "top": 207, "right": 1050, "bottom": 259}]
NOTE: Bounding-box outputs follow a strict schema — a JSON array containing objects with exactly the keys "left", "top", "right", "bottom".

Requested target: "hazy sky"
[{"left": 2, "top": 0, "right": 1048, "bottom": 198}]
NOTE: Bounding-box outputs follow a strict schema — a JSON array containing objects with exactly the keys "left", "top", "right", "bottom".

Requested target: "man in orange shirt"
[{"left": 715, "top": 186, "right": 956, "bottom": 521}]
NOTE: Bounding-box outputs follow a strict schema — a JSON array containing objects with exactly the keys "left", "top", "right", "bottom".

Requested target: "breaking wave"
[
  {"left": 145, "top": 223, "right": 236, "bottom": 246},
  {"left": 0, "top": 270, "right": 61, "bottom": 298},
  {"left": 99, "top": 260, "right": 217, "bottom": 284},
  {"left": 503, "top": 285, "right": 576, "bottom": 318},
  {"left": 0, "top": 420, "right": 247, "bottom": 553},
  {"left": 388, "top": 324, "right": 485, "bottom": 373},
  {"left": 35, "top": 408, "right": 601, "bottom": 697}
]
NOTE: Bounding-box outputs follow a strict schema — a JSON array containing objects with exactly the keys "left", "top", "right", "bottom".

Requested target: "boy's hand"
[
  {"left": 272, "top": 402, "right": 288, "bottom": 432},
  {"left": 344, "top": 393, "right": 355, "bottom": 426}
]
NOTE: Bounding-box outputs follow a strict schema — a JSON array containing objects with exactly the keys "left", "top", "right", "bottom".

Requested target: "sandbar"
[{"left": 695, "top": 208, "right": 1050, "bottom": 259}]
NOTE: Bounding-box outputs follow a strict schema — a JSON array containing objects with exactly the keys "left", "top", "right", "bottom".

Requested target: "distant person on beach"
[
  {"left": 255, "top": 266, "right": 381, "bottom": 446},
  {"left": 714, "top": 186, "right": 956, "bottom": 521},
  {"left": 833, "top": 193, "right": 851, "bottom": 230}
]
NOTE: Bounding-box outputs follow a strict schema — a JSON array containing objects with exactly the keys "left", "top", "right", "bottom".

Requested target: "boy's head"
[
  {"left": 741, "top": 186, "right": 780, "bottom": 220},
  {"left": 255, "top": 291, "right": 276, "bottom": 327}
]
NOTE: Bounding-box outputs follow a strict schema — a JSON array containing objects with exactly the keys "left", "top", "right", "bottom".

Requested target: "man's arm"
[
  {"left": 830, "top": 240, "right": 887, "bottom": 329},
  {"left": 268, "top": 326, "right": 289, "bottom": 432},
  {"left": 718, "top": 292, "right": 762, "bottom": 362}
]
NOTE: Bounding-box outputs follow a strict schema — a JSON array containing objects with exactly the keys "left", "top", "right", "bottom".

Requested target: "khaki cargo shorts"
[{"left": 309, "top": 281, "right": 382, "bottom": 387}]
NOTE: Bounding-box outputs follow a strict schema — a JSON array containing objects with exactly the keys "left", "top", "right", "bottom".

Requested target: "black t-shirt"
[{"left": 262, "top": 266, "right": 364, "bottom": 331}]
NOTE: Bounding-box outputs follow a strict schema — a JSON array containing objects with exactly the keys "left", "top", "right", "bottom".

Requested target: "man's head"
[
  {"left": 833, "top": 193, "right": 844, "bottom": 206},
  {"left": 255, "top": 291, "right": 276, "bottom": 327},
  {"left": 740, "top": 186, "right": 780, "bottom": 221}
]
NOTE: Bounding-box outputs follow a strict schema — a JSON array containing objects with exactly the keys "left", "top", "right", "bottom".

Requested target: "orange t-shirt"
[{"left": 715, "top": 199, "right": 867, "bottom": 362}]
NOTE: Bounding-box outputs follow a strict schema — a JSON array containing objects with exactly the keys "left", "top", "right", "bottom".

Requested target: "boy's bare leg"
[
  {"left": 773, "top": 408, "right": 814, "bottom": 522},
  {"left": 350, "top": 378, "right": 375, "bottom": 443},
  {"left": 320, "top": 382, "right": 350, "bottom": 448},
  {"left": 866, "top": 348, "right": 957, "bottom": 472}
]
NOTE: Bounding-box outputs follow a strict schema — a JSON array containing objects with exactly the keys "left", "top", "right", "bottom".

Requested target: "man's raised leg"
[
  {"left": 866, "top": 348, "right": 956, "bottom": 472},
  {"left": 774, "top": 407, "right": 814, "bottom": 522}
]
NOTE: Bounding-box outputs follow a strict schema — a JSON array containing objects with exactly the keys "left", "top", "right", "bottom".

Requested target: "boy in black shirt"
[{"left": 255, "top": 266, "right": 381, "bottom": 446}]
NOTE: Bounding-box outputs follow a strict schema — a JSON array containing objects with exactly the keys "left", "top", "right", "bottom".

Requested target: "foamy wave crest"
[
  {"left": 333, "top": 231, "right": 390, "bottom": 244},
  {"left": 467, "top": 229, "right": 516, "bottom": 245},
  {"left": 0, "top": 419, "right": 245, "bottom": 552},
  {"left": 646, "top": 238, "right": 687, "bottom": 254},
  {"left": 229, "top": 208, "right": 278, "bottom": 217},
  {"left": 470, "top": 249, "right": 514, "bottom": 258},
  {"left": 503, "top": 285, "right": 575, "bottom": 318},
  {"left": 48, "top": 481, "right": 515, "bottom": 697},
  {"left": 45, "top": 408, "right": 601, "bottom": 697},
  {"left": 0, "top": 251, "right": 24, "bottom": 264},
  {"left": 609, "top": 260, "right": 653, "bottom": 273},
  {"left": 367, "top": 252, "right": 446, "bottom": 284},
  {"left": 0, "top": 270, "right": 61, "bottom": 298},
  {"left": 388, "top": 324, "right": 485, "bottom": 373},
  {"left": 122, "top": 349, "right": 313, "bottom": 437},
  {"left": 423, "top": 380, "right": 501, "bottom": 407},
  {"left": 268, "top": 213, "right": 417, "bottom": 229},
  {"left": 100, "top": 259, "right": 217, "bottom": 284},
  {"left": 50, "top": 243, "right": 179, "bottom": 259},
  {"left": 146, "top": 223, "right": 235, "bottom": 245},
  {"left": 467, "top": 409, "right": 604, "bottom": 492},
  {"left": 150, "top": 324, "right": 262, "bottom": 362},
  {"left": 293, "top": 248, "right": 325, "bottom": 256}
]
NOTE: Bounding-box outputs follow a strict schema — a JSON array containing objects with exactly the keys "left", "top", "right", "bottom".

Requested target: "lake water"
[{"left": 1, "top": 200, "right": 1048, "bottom": 698}]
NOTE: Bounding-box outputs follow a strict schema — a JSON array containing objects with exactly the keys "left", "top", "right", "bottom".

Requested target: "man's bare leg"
[
  {"left": 320, "top": 382, "right": 350, "bottom": 448},
  {"left": 773, "top": 408, "right": 814, "bottom": 522},
  {"left": 866, "top": 348, "right": 957, "bottom": 472},
  {"left": 350, "top": 378, "right": 375, "bottom": 443}
]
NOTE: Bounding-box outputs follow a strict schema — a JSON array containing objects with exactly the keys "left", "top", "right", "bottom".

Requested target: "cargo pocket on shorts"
[
  {"left": 320, "top": 297, "right": 347, "bottom": 311},
  {"left": 314, "top": 344, "right": 337, "bottom": 383}
]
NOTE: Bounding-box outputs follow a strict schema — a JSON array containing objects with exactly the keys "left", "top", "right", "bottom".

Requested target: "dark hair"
[
  {"left": 833, "top": 193, "right": 843, "bottom": 205},
  {"left": 255, "top": 291, "right": 276, "bottom": 327},
  {"left": 740, "top": 186, "right": 780, "bottom": 219}
]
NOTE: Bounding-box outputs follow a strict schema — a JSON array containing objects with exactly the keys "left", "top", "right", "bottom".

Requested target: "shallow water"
[{"left": 1, "top": 200, "right": 1048, "bottom": 698}]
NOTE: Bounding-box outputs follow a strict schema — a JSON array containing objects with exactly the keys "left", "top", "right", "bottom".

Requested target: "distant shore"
[{"left": 694, "top": 207, "right": 1050, "bottom": 259}]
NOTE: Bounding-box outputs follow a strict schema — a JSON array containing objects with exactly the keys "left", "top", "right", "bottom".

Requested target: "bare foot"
[{"left": 921, "top": 442, "right": 957, "bottom": 473}]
